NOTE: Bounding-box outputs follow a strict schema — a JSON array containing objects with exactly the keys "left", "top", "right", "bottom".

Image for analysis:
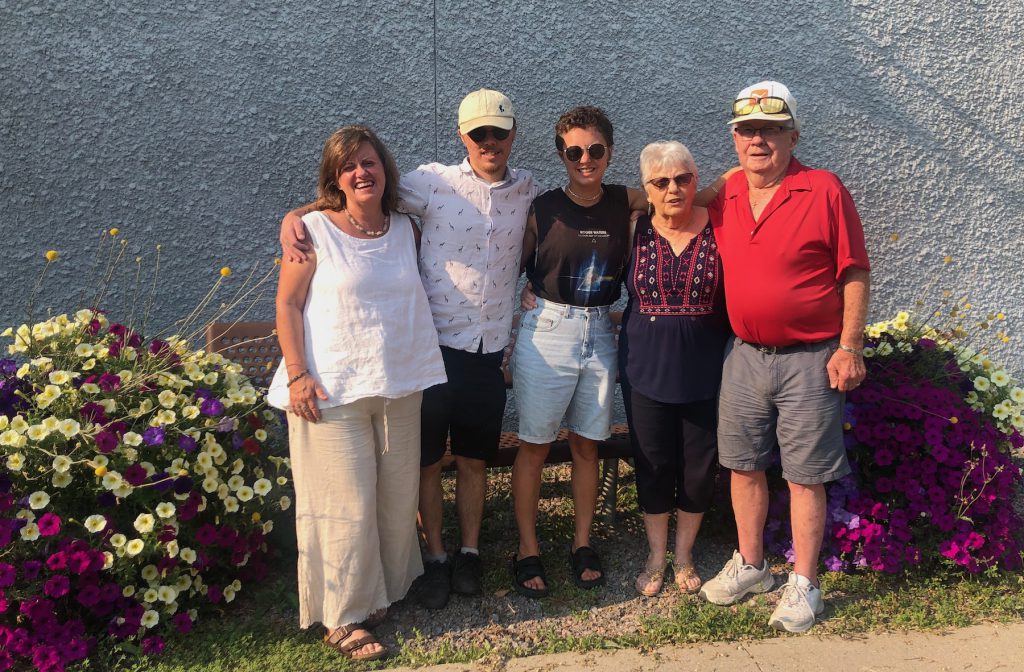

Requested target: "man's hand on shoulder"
[
  {"left": 827, "top": 347, "right": 866, "bottom": 392},
  {"left": 280, "top": 206, "right": 314, "bottom": 263}
]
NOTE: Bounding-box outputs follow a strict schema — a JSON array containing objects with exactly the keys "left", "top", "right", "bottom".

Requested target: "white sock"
[{"left": 460, "top": 547, "right": 479, "bottom": 556}]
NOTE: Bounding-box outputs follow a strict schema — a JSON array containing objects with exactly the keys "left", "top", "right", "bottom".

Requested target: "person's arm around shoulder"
[
  {"left": 280, "top": 203, "right": 317, "bottom": 263},
  {"left": 694, "top": 166, "right": 741, "bottom": 207},
  {"left": 625, "top": 187, "right": 647, "bottom": 253},
  {"left": 827, "top": 267, "right": 870, "bottom": 392},
  {"left": 276, "top": 250, "right": 328, "bottom": 421}
]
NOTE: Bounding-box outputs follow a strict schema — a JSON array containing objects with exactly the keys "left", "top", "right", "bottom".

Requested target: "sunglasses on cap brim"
[
  {"left": 467, "top": 126, "right": 511, "bottom": 143},
  {"left": 731, "top": 95, "right": 791, "bottom": 117}
]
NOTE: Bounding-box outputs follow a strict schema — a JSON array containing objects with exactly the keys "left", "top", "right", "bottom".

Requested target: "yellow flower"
[
  {"left": 948, "top": 416, "right": 958, "bottom": 424},
  {"left": 220, "top": 266, "right": 232, "bottom": 277},
  {"left": 251, "top": 512, "right": 262, "bottom": 523},
  {"left": 94, "top": 465, "right": 108, "bottom": 477},
  {"left": 889, "top": 233, "right": 899, "bottom": 241},
  {"left": 109, "top": 227, "right": 120, "bottom": 236},
  {"left": 45, "top": 250, "right": 59, "bottom": 261},
  {"left": 943, "top": 255, "right": 952, "bottom": 264}
]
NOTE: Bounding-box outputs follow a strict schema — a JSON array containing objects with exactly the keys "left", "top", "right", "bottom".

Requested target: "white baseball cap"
[
  {"left": 458, "top": 88, "right": 515, "bottom": 134},
  {"left": 729, "top": 80, "right": 798, "bottom": 126}
]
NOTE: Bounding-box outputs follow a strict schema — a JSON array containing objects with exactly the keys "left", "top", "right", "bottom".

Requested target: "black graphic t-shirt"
[{"left": 524, "top": 184, "right": 630, "bottom": 307}]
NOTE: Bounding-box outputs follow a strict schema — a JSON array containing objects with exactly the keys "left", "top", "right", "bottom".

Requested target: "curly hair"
[
  {"left": 554, "top": 106, "right": 614, "bottom": 151},
  {"left": 316, "top": 125, "right": 399, "bottom": 213}
]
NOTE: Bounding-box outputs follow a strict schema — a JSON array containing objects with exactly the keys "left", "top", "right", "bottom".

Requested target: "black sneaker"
[
  {"left": 450, "top": 551, "right": 483, "bottom": 595},
  {"left": 416, "top": 559, "right": 450, "bottom": 610}
]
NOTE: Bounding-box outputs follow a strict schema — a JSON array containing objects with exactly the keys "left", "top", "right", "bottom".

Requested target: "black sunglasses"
[
  {"left": 646, "top": 173, "right": 694, "bottom": 190},
  {"left": 467, "top": 126, "right": 511, "bottom": 143},
  {"left": 561, "top": 143, "right": 607, "bottom": 162}
]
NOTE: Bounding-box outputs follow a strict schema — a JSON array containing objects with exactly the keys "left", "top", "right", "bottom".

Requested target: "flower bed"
[
  {"left": 0, "top": 309, "right": 290, "bottom": 671},
  {"left": 765, "top": 311, "right": 1024, "bottom": 574}
]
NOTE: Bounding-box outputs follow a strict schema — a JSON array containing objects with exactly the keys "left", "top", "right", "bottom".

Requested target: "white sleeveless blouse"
[{"left": 267, "top": 211, "right": 446, "bottom": 411}]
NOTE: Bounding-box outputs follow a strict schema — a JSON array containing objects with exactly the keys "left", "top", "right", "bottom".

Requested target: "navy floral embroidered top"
[{"left": 619, "top": 215, "right": 731, "bottom": 403}]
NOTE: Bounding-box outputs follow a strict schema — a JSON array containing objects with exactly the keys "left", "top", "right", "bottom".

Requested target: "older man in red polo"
[{"left": 700, "top": 81, "right": 870, "bottom": 633}]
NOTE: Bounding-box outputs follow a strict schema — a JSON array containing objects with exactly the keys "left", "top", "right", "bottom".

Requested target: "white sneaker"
[
  {"left": 768, "top": 572, "right": 824, "bottom": 633},
  {"left": 699, "top": 550, "right": 774, "bottom": 605}
]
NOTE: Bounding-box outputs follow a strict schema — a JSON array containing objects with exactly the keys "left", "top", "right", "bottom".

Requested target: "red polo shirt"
[{"left": 708, "top": 157, "right": 870, "bottom": 347}]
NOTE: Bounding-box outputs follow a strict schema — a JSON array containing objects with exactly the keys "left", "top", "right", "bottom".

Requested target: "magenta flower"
[{"left": 37, "top": 512, "right": 61, "bottom": 537}]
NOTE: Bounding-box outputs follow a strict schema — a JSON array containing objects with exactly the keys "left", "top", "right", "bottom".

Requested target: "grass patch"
[{"left": 84, "top": 462, "right": 1024, "bottom": 671}]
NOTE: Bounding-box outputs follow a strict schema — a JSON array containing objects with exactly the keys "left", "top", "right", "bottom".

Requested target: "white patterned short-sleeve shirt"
[{"left": 399, "top": 159, "right": 538, "bottom": 354}]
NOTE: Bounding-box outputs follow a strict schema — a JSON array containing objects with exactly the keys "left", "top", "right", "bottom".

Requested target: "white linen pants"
[{"left": 288, "top": 392, "right": 423, "bottom": 629}]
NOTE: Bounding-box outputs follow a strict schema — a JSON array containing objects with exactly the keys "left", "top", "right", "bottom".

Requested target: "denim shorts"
[
  {"left": 512, "top": 298, "right": 617, "bottom": 443},
  {"left": 717, "top": 336, "right": 850, "bottom": 485}
]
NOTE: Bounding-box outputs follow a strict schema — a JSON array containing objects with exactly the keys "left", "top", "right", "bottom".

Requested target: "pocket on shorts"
[{"left": 520, "top": 307, "right": 562, "bottom": 333}]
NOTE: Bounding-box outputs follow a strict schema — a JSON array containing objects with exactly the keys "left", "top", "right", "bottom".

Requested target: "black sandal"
[
  {"left": 570, "top": 546, "right": 606, "bottom": 589},
  {"left": 511, "top": 554, "right": 550, "bottom": 598}
]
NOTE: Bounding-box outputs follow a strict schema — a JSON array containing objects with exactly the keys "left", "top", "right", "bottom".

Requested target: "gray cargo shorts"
[{"left": 717, "top": 336, "right": 850, "bottom": 485}]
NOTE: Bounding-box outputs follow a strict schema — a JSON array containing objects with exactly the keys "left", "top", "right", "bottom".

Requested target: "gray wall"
[{"left": 3, "top": 1, "right": 1023, "bottom": 371}]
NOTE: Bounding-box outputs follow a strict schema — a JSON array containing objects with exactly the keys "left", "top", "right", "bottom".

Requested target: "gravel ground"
[{"left": 370, "top": 463, "right": 743, "bottom": 658}]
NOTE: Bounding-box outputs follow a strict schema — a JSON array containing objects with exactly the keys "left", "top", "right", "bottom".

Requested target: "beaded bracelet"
[
  {"left": 286, "top": 369, "right": 309, "bottom": 387},
  {"left": 837, "top": 344, "right": 864, "bottom": 357}
]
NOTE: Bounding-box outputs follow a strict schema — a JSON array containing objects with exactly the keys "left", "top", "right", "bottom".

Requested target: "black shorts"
[{"left": 420, "top": 346, "right": 507, "bottom": 467}]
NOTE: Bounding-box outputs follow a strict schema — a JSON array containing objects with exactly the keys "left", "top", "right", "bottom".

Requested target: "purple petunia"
[
  {"left": 143, "top": 426, "right": 165, "bottom": 446},
  {"left": 200, "top": 397, "right": 224, "bottom": 417}
]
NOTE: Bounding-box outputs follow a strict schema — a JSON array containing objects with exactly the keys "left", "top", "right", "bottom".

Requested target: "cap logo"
[
  {"left": 498, "top": 104, "right": 505, "bottom": 112},
  {"left": 750, "top": 88, "right": 769, "bottom": 100}
]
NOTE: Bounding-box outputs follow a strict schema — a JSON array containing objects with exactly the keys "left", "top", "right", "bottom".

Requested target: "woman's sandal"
[
  {"left": 635, "top": 562, "right": 668, "bottom": 597},
  {"left": 323, "top": 623, "right": 388, "bottom": 661},
  {"left": 511, "top": 554, "right": 550, "bottom": 598},
  {"left": 569, "top": 546, "right": 606, "bottom": 589},
  {"left": 674, "top": 563, "right": 703, "bottom": 594}
]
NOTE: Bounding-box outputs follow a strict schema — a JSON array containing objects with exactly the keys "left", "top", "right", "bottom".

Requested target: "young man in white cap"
[
  {"left": 698, "top": 80, "right": 871, "bottom": 633},
  {"left": 280, "top": 88, "right": 537, "bottom": 610}
]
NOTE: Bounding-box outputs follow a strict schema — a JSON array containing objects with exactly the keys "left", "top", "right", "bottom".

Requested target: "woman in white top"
[{"left": 270, "top": 125, "right": 446, "bottom": 661}]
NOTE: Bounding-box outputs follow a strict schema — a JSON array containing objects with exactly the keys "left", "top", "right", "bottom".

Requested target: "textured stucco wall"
[{"left": 2, "top": 0, "right": 1023, "bottom": 371}]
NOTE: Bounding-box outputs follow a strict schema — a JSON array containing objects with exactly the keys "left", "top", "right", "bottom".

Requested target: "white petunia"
[
  {"left": 179, "top": 547, "right": 197, "bottom": 564},
  {"left": 158, "top": 390, "right": 178, "bottom": 408},
  {"left": 103, "top": 551, "right": 114, "bottom": 570},
  {"left": 52, "top": 471, "right": 73, "bottom": 488},
  {"left": 21, "top": 523, "right": 40, "bottom": 541},
  {"left": 231, "top": 458, "right": 244, "bottom": 475},
  {"left": 48, "top": 370, "right": 73, "bottom": 385},
  {"left": 222, "top": 586, "right": 236, "bottom": 603},
  {"left": 279, "top": 495, "right": 291, "bottom": 511},
  {"left": 182, "top": 405, "right": 200, "bottom": 419},
  {"left": 110, "top": 533, "right": 127, "bottom": 547},
  {"left": 125, "top": 539, "right": 145, "bottom": 557},
  {"left": 155, "top": 502, "right": 176, "bottom": 518},
  {"left": 253, "top": 478, "right": 272, "bottom": 496},
  {"left": 974, "top": 376, "right": 991, "bottom": 392},
  {"left": 276, "top": 476, "right": 288, "bottom": 486},
  {"left": 52, "top": 455, "right": 72, "bottom": 473},
  {"left": 158, "top": 586, "right": 178, "bottom": 604},
  {"left": 92, "top": 455, "right": 109, "bottom": 467},
  {"left": 134, "top": 513, "right": 156, "bottom": 533},
  {"left": 175, "top": 575, "right": 192, "bottom": 592},
  {"left": 224, "top": 496, "right": 239, "bottom": 513},
  {"left": 236, "top": 486, "right": 254, "bottom": 502},
  {"left": 141, "top": 610, "right": 160, "bottom": 628},
  {"left": 84, "top": 514, "right": 107, "bottom": 533},
  {"left": 991, "top": 370, "right": 1011, "bottom": 387},
  {"left": 201, "top": 478, "right": 218, "bottom": 493},
  {"left": 141, "top": 564, "right": 160, "bottom": 582},
  {"left": 262, "top": 520, "right": 274, "bottom": 534},
  {"left": 101, "top": 472, "right": 123, "bottom": 490},
  {"left": 27, "top": 425, "right": 50, "bottom": 441},
  {"left": 254, "top": 428, "right": 268, "bottom": 442},
  {"left": 227, "top": 475, "right": 244, "bottom": 491},
  {"left": 58, "top": 419, "right": 81, "bottom": 438},
  {"left": 113, "top": 483, "right": 134, "bottom": 498},
  {"left": 28, "top": 491, "right": 50, "bottom": 509},
  {"left": 166, "top": 540, "right": 179, "bottom": 557},
  {"left": 143, "top": 588, "right": 159, "bottom": 603},
  {"left": 10, "top": 416, "right": 28, "bottom": 433},
  {"left": 122, "top": 432, "right": 143, "bottom": 446}
]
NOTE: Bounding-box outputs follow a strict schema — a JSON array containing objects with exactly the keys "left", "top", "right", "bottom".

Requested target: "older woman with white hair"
[{"left": 618, "top": 141, "right": 731, "bottom": 597}]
